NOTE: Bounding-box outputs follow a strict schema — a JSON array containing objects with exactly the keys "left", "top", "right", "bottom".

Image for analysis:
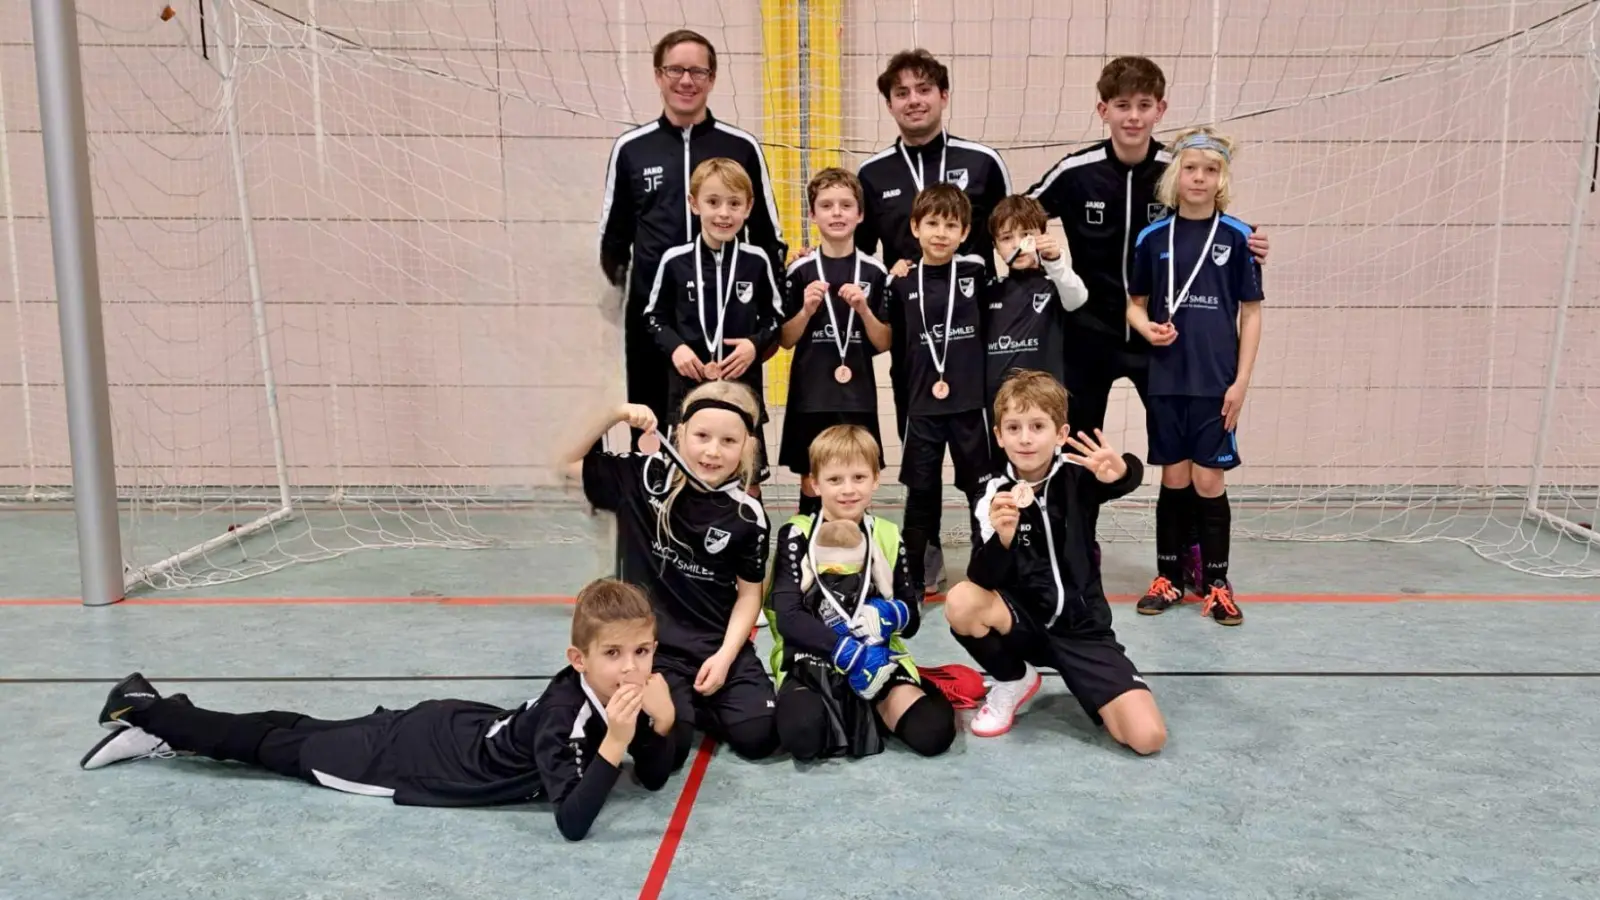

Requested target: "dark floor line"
[{"left": 7, "top": 670, "right": 1600, "bottom": 685}]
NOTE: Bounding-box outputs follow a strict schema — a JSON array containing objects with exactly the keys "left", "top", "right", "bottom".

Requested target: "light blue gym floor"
[{"left": 2, "top": 500, "right": 1599, "bottom": 899}]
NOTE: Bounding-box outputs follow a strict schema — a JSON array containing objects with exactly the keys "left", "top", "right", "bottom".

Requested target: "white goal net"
[{"left": 0, "top": 0, "right": 1596, "bottom": 588}]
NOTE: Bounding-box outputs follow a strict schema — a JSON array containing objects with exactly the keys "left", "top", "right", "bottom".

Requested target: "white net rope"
[{"left": 0, "top": 0, "right": 1594, "bottom": 587}]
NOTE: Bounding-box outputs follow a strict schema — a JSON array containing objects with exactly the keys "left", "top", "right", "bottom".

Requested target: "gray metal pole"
[{"left": 30, "top": 0, "right": 123, "bottom": 606}]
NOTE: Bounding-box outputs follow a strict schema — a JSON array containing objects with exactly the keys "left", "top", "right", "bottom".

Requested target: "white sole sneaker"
[
  {"left": 970, "top": 668, "right": 1043, "bottom": 738},
  {"left": 80, "top": 726, "right": 174, "bottom": 770}
]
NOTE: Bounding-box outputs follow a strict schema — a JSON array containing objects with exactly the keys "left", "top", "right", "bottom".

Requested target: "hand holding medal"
[{"left": 817, "top": 253, "right": 863, "bottom": 386}]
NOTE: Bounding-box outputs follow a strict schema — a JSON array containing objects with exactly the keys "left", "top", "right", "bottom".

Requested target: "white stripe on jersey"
[
  {"left": 786, "top": 250, "right": 819, "bottom": 276},
  {"left": 1026, "top": 146, "right": 1107, "bottom": 199},
  {"left": 725, "top": 484, "right": 768, "bottom": 531},
  {"left": 713, "top": 121, "right": 787, "bottom": 246},
  {"left": 597, "top": 121, "right": 662, "bottom": 252},
  {"left": 948, "top": 136, "right": 1013, "bottom": 193},
  {"left": 737, "top": 243, "right": 784, "bottom": 314},
  {"left": 312, "top": 770, "right": 396, "bottom": 797},
  {"left": 641, "top": 243, "right": 697, "bottom": 315},
  {"left": 974, "top": 477, "right": 1005, "bottom": 542}
]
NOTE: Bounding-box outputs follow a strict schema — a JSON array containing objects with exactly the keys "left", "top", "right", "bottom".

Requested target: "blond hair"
[
  {"left": 570, "top": 578, "right": 655, "bottom": 651},
  {"left": 808, "top": 424, "right": 881, "bottom": 477},
  {"left": 690, "top": 157, "right": 753, "bottom": 203},
  {"left": 993, "top": 369, "right": 1069, "bottom": 430},
  {"left": 1156, "top": 126, "right": 1236, "bottom": 212},
  {"left": 655, "top": 380, "right": 763, "bottom": 548}
]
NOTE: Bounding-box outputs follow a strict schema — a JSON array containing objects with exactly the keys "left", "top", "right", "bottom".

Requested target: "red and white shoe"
[{"left": 970, "top": 663, "right": 1042, "bottom": 737}]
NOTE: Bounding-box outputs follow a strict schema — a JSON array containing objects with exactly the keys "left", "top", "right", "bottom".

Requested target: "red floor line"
[
  {"left": 2, "top": 592, "right": 1599, "bottom": 608},
  {"left": 638, "top": 736, "right": 717, "bottom": 900}
]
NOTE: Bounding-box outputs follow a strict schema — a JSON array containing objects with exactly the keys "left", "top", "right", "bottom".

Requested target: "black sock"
[
  {"left": 950, "top": 628, "right": 1027, "bottom": 682},
  {"left": 1155, "top": 485, "right": 1188, "bottom": 585},
  {"left": 1181, "top": 484, "right": 1201, "bottom": 546},
  {"left": 902, "top": 487, "right": 942, "bottom": 589},
  {"left": 1195, "top": 491, "right": 1232, "bottom": 584},
  {"left": 131, "top": 699, "right": 276, "bottom": 764},
  {"left": 798, "top": 493, "right": 822, "bottom": 517}
]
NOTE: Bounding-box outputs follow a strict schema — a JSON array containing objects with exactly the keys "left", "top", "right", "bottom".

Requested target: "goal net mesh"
[{"left": 0, "top": 0, "right": 1595, "bottom": 587}]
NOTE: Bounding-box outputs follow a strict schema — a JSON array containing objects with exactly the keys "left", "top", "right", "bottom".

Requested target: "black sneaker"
[
  {"left": 1136, "top": 575, "right": 1184, "bottom": 615},
  {"left": 98, "top": 672, "right": 161, "bottom": 730},
  {"left": 1201, "top": 580, "right": 1243, "bottom": 626}
]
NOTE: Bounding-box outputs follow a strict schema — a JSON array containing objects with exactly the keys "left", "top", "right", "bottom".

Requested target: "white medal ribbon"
[
  {"left": 807, "top": 513, "right": 876, "bottom": 637},
  {"left": 1166, "top": 213, "right": 1219, "bottom": 322},
  {"left": 695, "top": 237, "right": 740, "bottom": 361},
  {"left": 917, "top": 261, "right": 958, "bottom": 380},
  {"left": 816, "top": 251, "right": 863, "bottom": 367},
  {"left": 898, "top": 129, "right": 948, "bottom": 193}
]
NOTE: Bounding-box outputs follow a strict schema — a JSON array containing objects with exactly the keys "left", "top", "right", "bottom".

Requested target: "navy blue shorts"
[{"left": 1145, "top": 395, "right": 1241, "bottom": 470}]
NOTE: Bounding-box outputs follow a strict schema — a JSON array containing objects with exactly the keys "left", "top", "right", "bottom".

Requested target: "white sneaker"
[
  {"left": 80, "top": 726, "right": 175, "bottom": 770},
  {"left": 970, "top": 664, "right": 1042, "bottom": 737}
]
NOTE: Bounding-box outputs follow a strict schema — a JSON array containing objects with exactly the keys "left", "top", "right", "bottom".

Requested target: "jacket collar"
[
  {"left": 1099, "top": 137, "right": 1165, "bottom": 174},
  {"left": 657, "top": 109, "right": 719, "bottom": 138}
]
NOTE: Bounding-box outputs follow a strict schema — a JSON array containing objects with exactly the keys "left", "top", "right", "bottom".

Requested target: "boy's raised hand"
[
  {"left": 604, "top": 683, "right": 644, "bottom": 746},
  {"left": 990, "top": 489, "right": 1020, "bottom": 548},
  {"left": 639, "top": 673, "right": 674, "bottom": 733},
  {"left": 802, "top": 280, "right": 828, "bottom": 316},
  {"left": 839, "top": 282, "right": 870, "bottom": 315},
  {"left": 1032, "top": 232, "right": 1063, "bottom": 262},
  {"left": 1064, "top": 428, "right": 1128, "bottom": 483}
]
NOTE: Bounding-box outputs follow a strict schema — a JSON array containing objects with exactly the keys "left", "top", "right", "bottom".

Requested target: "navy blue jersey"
[{"left": 1129, "top": 213, "right": 1263, "bottom": 398}]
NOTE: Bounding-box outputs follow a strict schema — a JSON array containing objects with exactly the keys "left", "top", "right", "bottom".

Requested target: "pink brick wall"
[{"left": 0, "top": 0, "right": 1594, "bottom": 498}]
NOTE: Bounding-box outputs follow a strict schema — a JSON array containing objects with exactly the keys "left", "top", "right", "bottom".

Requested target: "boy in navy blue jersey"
[
  {"left": 644, "top": 157, "right": 784, "bottom": 486},
  {"left": 1126, "top": 126, "right": 1263, "bottom": 626},
  {"left": 779, "top": 168, "right": 892, "bottom": 517},
  {"left": 884, "top": 183, "right": 992, "bottom": 594},
  {"left": 982, "top": 194, "right": 1088, "bottom": 409}
]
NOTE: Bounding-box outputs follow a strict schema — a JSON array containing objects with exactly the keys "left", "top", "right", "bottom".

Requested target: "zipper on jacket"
[
  {"left": 1121, "top": 171, "right": 1132, "bottom": 341},
  {"left": 682, "top": 126, "right": 693, "bottom": 239}
]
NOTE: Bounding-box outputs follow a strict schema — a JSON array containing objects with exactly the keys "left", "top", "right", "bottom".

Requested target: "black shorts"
[
  {"left": 1061, "top": 327, "right": 1150, "bottom": 437},
  {"left": 1146, "top": 395, "right": 1241, "bottom": 470},
  {"left": 778, "top": 410, "right": 885, "bottom": 477},
  {"left": 778, "top": 654, "right": 922, "bottom": 760},
  {"left": 899, "top": 409, "right": 991, "bottom": 494},
  {"left": 656, "top": 644, "right": 776, "bottom": 736},
  {"left": 996, "top": 591, "right": 1150, "bottom": 724}
]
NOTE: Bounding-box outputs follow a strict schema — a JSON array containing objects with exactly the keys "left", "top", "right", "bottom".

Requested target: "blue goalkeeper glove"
[
  {"left": 831, "top": 635, "right": 898, "bottom": 699},
  {"left": 863, "top": 597, "right": 910, "bottom": 641}
]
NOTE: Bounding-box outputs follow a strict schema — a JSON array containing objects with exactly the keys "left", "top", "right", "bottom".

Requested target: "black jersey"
[
  {"left": 855, "top": 131, "right": 1012, "bottom": 273},
  {"left": 351, "top": 668, "right": 673, "bottom": 841},
  {"left": 583, "top": 449, "right": 770, "bottom": 664},
  {"left": 781, "top": 248, "right": 890, "bottom": 413},
  {"left": 981, "top": 255, "right": 1087, "bottom": 400},
  {"left": 968, "top": 452, "right": 1144, "bottom": 635},
  {"left": 887, "top": 255, "right": 989, "bottom": 417},
  {"left": 598, "top": 111, "right": 787, "bottom": 310},
  {"left": 643, "top": 237, "right": 783, "bottom": 414},
  {"left": 1025, "top": 139, "right": 1173, "bottom": 344}
]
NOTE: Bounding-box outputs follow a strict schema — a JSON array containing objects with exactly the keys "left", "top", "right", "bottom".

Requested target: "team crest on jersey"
[
  {"left": 1033, "top": 292, "right": 1052, "bottom": 313},
  {"left": 945, "top": 168, "right": 969, "bottom": 190},
  {"left": 704, "top": 526, "right": 731, "bottom": 555},
  {"left": 1212, "top": 243, "right": 1231, "bottom": 266},
  {"left": 1148, "top": 203, "right": 1166, "bottom": 223},
  {"left": 735, "top": 281, "right": 754, "bottom": 303},
  {"left": 958, "top": 277, "right": 974, "bottom": 298}
]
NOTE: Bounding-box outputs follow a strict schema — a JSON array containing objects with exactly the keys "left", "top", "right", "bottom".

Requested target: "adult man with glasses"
[{"left": 599, "top": 29, "right": 787, "bottom": 442}]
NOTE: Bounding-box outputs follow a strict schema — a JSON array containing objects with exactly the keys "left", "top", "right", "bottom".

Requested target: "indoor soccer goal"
[{"left": 1, "top": 0, "right": 1596, "bottom": 591}]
